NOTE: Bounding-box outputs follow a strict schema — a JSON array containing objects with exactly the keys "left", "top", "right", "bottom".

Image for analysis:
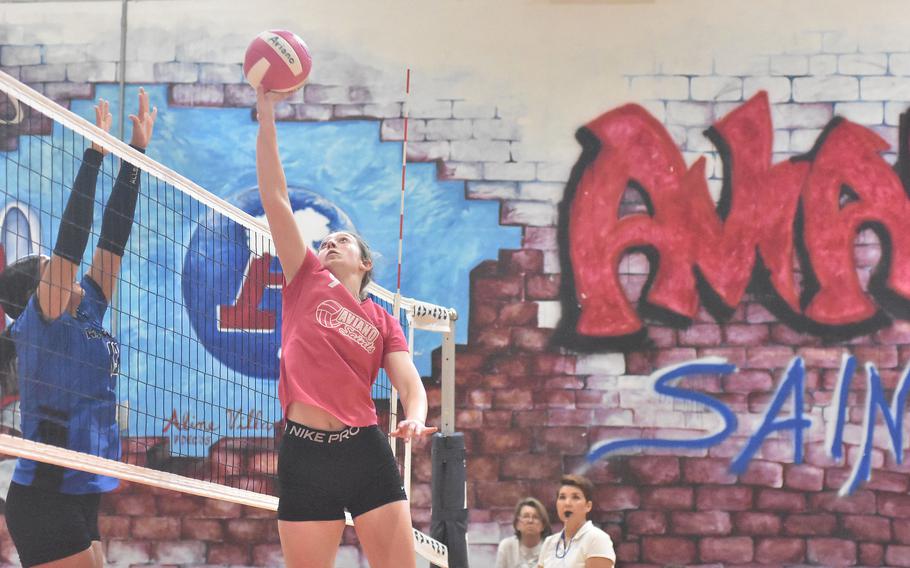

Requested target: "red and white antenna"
[{"left": 393, "top": 68, "right": 410, "bottom": 314}]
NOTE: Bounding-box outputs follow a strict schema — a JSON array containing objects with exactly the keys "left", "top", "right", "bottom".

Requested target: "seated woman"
[
  {"left": 497, "top": 497, "right": 552, "bottom": 568},
  {"left": 538, "top": 474, "right": 615, "bottom": 568}
]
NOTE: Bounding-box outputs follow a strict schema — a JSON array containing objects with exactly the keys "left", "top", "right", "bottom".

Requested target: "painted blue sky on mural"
[{"left": 1, "top": 85, "right": 520, "bottom": 455}]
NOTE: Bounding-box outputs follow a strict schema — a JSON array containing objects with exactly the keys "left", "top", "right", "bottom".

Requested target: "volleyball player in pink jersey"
[{"left": 255, "top": 87, "right": 437, "bottom": 568}]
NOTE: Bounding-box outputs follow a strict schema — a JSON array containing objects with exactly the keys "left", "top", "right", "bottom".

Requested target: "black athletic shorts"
[
  {"left": 5, "top": 481, "right": 101, "bottom": 567},
  {"left": 278, "top": 420, "right": 408, "bottom": 521}
]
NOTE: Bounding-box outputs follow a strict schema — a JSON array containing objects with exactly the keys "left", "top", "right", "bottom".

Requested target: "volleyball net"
[{"left": 0, "top": 70, "right": 455, "bottom": 566}]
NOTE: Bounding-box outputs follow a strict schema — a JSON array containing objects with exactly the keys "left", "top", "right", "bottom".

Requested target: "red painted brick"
[
  {"left": 865, "top": 470, "right": 910, "bottom": 493},
  {"left": 770, "top": 323, "right": 821, "bottom": 346},
  {"left": 514, "top": 409, "right": 548, "bottom": 428},
  {"left": 512, "top": 328, "right": 551, "bottom": 351},
  {"left": 640, "top": 487, "right": 694, "bottom": 510},
  {"left": 615, "top": 541, "right": 640, "bottom": 563},
  {"left": 886, "top": 545, "right": 910, "bottom": 567},
  {"left": 859, "top": 542, "right": 884, "bottom": 566},
  {"left": 756, "top": 489, "right": 806, "bottom": 512},
  {"left": 536, "top": 389, "right": 575, "bottom": 408},
  {"left": 472, "top": 303, "right": 499, "bottom": 326},
  {"left": 595, "top": 485, "right": 640, "bottom": 511},
  {"left": 499, "top": 302, "right": 538, "bottom": 325},
  {"left": 648, "top": 326, "right": 678, "bottom": 347},
  {"left": 479, "top": 430, "right": 529, "bottom": 453},
  {"left": 755, "top": 537, "right": 805, "bottom": 564},
  {"left": 475, "top": 327, "right": 512, "bottom": 349},
  {"left": 810, "top": 490, "right": 876, "bottom": 514},
  {"left": 526, "top": 274, "right": 560, "bottom": 300},
  {"left": 678, "top": 324, "right": 722, "bottom": 346},
  {"left": 226, "top": 519, "right": 277, "bottom": 543},
  {"left": 733, "top": 512, "right": 781, "bottom": 535},
  {"left": 500, "top": 454, "right": 562, "bottom": 480},
  {"left": 724, "top": 370, "right": 773, "bottom": 392},
  {"left": 98, "top": 515, "right": 132, "bottom": 539},
  {"left": 475, "top": 481, "right": 530, "bottom": 508},
  {"left": 746, "top": 346, "right": 796, "bottom": 368},
  {"left": 683, "top": 458, "right": 738, "bottom": 484},
  {"left": 493, "top": 388, "right": 534, "bottom": 410},
  {"left": 739, "top": 460, "right": 783, "bottom": 487},
  {"left": 696, "top": 486, "right": 753, "bottom": 511},
  {"left": 531, "top": 427, "right": 590, "bottom": 455},
  {"left": 725, "top": 324, "right": 770, "bottom": 346},
  {"left": 843, "top": 514, "right": 891, "bottom": 542},
  {"left": 807, "top": 538, "right": 857, "bottom": 566},
  {"left": 202, "top": 498, "right": 244, "bottom": 518},
  {"left": 626, "top": 511, "right": 667, "bottom": 535},
  {"left": 784, "top": 464, "right": 825, "bottom": 491},
  {"left": 797, "top": 347, "right": 844, "bottom": 368},
  {"left": 783, "top": 513, "right": 837, "bottom": 536},
  {"left": 654, "top": 348, "right": 698, "bottom": 367},
  {"left": 109, "top": 493, "right": 157, "bottom": 516},
  {"left": 131, "top": 517, "right": 181, "bottom": 540},
  {"left": 500, "top": 249, "right": 544, "bottom": 274},
  {"left": 483, "top": 410, "right": 512, "bottom": 427},
  {"left": 157, "top": 494, "right": 203, "bottom": 515},
  {"left": 208, "top": 543, "right": 251, "bottom": 564},
  {"left": 576, "top": 390, "right": 619, "bottom": 408},
  {"left": 671, "top": 511, "right": 731, "bottom": 535},
  {"left": 473, "top": 275, "right": 523, "bottom": 300},
  {"left": 699, "top": 536, "right": 754, "bottom": 563},
  {"left": 879, "top": 493, "right": 910, "bottom": 518},
  {"left": 182, "top": 518, "right": 224, "bottom": 541},
  {"left": 641, "top": 537, "right": 696, "bottom": 565},
  {"left": 852, "top": 345, "right": 899, "bottom": 368},
  {"left": 534, "top": 354, "right": 576, "bottom": 375},
  {"left": 627, "top": 456, "right": 680, "bottom": 485},
  {"left": 547, "top": 408, "right": 595, "bottom": 426},
  {"left": 456, "top": 409, "right": 484, "bottom": 429}
]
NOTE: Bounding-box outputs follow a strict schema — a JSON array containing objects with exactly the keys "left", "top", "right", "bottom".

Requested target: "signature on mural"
[
  {"left": 562, "top": 90, "right": 910, "bottom": 344},
  {"left": 587, "top": 355, "right": 909, "bottom": 496}
]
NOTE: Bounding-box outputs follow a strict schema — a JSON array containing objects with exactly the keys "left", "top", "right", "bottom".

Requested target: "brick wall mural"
[{"left": 2, "top": 11, "right": 910, "bottom": 568}]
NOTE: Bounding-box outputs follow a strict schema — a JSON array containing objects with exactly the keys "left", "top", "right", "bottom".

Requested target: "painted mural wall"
[{"left": 3, "top": 0, "right": 910, "bottom": 566}]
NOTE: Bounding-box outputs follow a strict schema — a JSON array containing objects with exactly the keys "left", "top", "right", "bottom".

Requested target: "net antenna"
[{"left": 0, "top": 69, "right": 453, "bottom": 568}]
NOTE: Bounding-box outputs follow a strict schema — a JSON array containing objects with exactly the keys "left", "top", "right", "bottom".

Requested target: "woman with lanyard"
[
  {"left": 497, "top": 496, "right": 552, "bottom": 568},
  {"left": 255, "top": 85, "right": 437, "bottom": 568},
  {"left": 538, "top": 475, "right": 616, "bottom": 568},
  {"left": 1, "top": 90, "right": 156, "bottom": 568}
]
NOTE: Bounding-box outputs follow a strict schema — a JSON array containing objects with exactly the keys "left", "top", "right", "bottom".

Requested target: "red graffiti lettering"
[{"left": 217, "top": 253, "right": 283, "bottom": 331}]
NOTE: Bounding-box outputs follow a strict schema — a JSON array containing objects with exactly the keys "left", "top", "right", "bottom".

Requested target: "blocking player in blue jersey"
[{"left": 0, "top": 90, "right": 156, "bottom": 568}]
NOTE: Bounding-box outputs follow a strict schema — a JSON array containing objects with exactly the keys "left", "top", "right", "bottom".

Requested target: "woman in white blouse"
[
  {"left": 538, "top": 475, "right": 615, "bottom": 568},
  {"left": 497, "top": 497, "right": 552, "bottom": 568}
]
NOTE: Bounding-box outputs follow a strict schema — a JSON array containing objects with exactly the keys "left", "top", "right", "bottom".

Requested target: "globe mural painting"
[{"left": 183, "top": 186, "right": 357, "bottom": 379}]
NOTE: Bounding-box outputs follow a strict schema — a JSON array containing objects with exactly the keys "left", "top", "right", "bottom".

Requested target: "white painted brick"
[
  {"left": 872, "top": 125, "right": 899, "bottom": 150},
  {"left": 771, "top": 103, "right": 833, "bottom": 129},
  {"left": 381, "top": 118, "right": 426, "bottom": 142},
  {"left": 484, "top": 162, "right": 536, "bottom": 181},
  {"left": 587, "top": 375, "right": 619, "bottom": 390},
  {"left": 473, "top": 119, "right": 521, "bottom": 140},
  {"left": 424, "top": 119, "right": 472, "bottom": 141},
  {"left": 809, "top": 54, "right": 838, "bottom": 76},
  {"left": 44, "top": 82, "right": 92, "bottom": 101},
  {"left": 667, "top": 124, "right": 687, "bottom": 147},
  {"left": 793, "top": 76, "right": 858, "bottom": 102},
  {"left": 199, "top": 63, "right": 243, "bottom": 84},
  {"left": 536, "top": 301, "right": 560, "bottom": 329},
  {"left": 123, "top": 61, "right": 155, "bottom": 83},
  {"left": 518, "top": 182, "right": 564, "bottom": 203},
  {"left": 20, "top": 64, "right": 66, "bottom": 83},
  {"left": 468, "top": 522, "right": 502, "bottom": 545},
  {"left": 629, "top": 76, "right": 689, "bottom": 101},
  {"left": 362, "top": 103, "right": 401, "bottom": 119},
  {"left": 0, "top": 45, "right": 40, "bottom": 66},
  {"left": 155, "top": 541, "right": 205, "bottom": 563},
  {"left": 884, "top": 101, "right": 910, "bottom": 126},
  {"left": 685, "top": 127, "right": 716, "bottom": 152},
  {"left": 536, "top": 161, "right": 572, "bottom": 182},
  {"left": 336, "top": 545, "right": 363, "bottom": 567},
  {"left": 125, "top": 28, "right": 177, "bottom": 61},
  {"left": 839, "top": 53, "right": 887, "bottom": 76},
  {"left": 176, "top": 34, "right": 246, "bottom": 64},
  {"left": 822, "top": 31, "right": 858, "bottom": 54},
  {"left": 707, "top": 178, "right": 723, "bottom": 202},
  {"left": 152, "top": 61, "right": 198, "bottom": 83},
  {"left": 576, "top": 352, "right": 625, "bottom": 375},
  {"left": 465, "top": 182, "right": 518, "bottom": 200},
  {"left": 682, "top": 151, "right": 714, "bottom": 175},
  {"left": 453, "top": 101, "right": 495, "bottom": 119},
  {"left": 861, "top": 77, "right": 910, "bottom": 101},
  {"left": 509, "top": 142, "right": 530, "bottom": 162},
  {"left": 773, "top": 130, "right": 791, "bottom": 153},
  {"left": 439, "top": 161, "right": 483, "bottom": 180},
  {"left": 658, "top": 52, "right": 713, "bottom": 75},
  {"left": 44, "top": 45, "right": 94, "bottom": 64},
  {"left": 293, "top": 104, "right": 333, "bottom": 121},
  {"left": 770, "top": 55, "right": 809, "bottom": 76},
  {"left": 406, "top": 141, "right": 449, "bottom": 161},
  {"left": 772, "top": 151, "right": 796, "bottom": 163},
  {"left": 833, "top": 102, "right": 884, "bottom": 125},
  {"left": 543, "top": 249, "right": 561, "bottom": 273},
  {"left": 409, "top": 99, "right": 453, "bottom": 119},
  {"left": 790, "top": 128, "right": 824, "bottom": 153},
  {"left": 743, "top": 77, "right": 792, "bottom": 103},
  {"left": 501, "top": 200, "right": 557, "bottom": 226},
  {"left": 859, "top": 31, "right": 910, "bottom": 54},
  {"left": 451, "top": 140, "right": 510, "bottom": 162},
  {"left": 890, "top": 54, "right": 910, "bottom": 76},
  {"left": 713, "top": 102, "right": 740, "bottom": 119},
  {"left": 665, "top": 101, "right": 713, "bottom": 126},
  {"left": 622, "top": 56, "right": 658, "bottom": 75},
  {"left": 714, "top": 53, "right": 769, "bottom": 76},
  {"left": 67, "top": 61, "right": 117, "bottom": 82},
  {"left": 303, "top": 85, "right": 351, "bottom": 105},
  {"left": 638, "top": 100, "right": 666, "bottom": 123},
  {"left": 691, "top": 77, "right": 742, "bottom": 102}
]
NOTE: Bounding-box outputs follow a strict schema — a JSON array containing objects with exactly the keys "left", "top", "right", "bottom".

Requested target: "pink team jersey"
[{"left": 278, "top": 248, "right": 409, "bottom": 426}]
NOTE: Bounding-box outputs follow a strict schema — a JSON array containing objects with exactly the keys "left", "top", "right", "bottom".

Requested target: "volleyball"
[{"left": 243, "top": 30, "right": 312, "bottom": 93}]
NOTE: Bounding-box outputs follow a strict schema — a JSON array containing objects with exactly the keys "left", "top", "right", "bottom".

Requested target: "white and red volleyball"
[
  {"left": 243, "top": 30, "right": 312, "bottom": 93},
  {"left": 315, "top": 300, "right": 343, "bottom": 328}
]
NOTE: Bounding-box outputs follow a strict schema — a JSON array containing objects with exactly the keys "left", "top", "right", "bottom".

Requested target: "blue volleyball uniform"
[{"left": 11, "top": 275, "right": 120, "bottom": 494}]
